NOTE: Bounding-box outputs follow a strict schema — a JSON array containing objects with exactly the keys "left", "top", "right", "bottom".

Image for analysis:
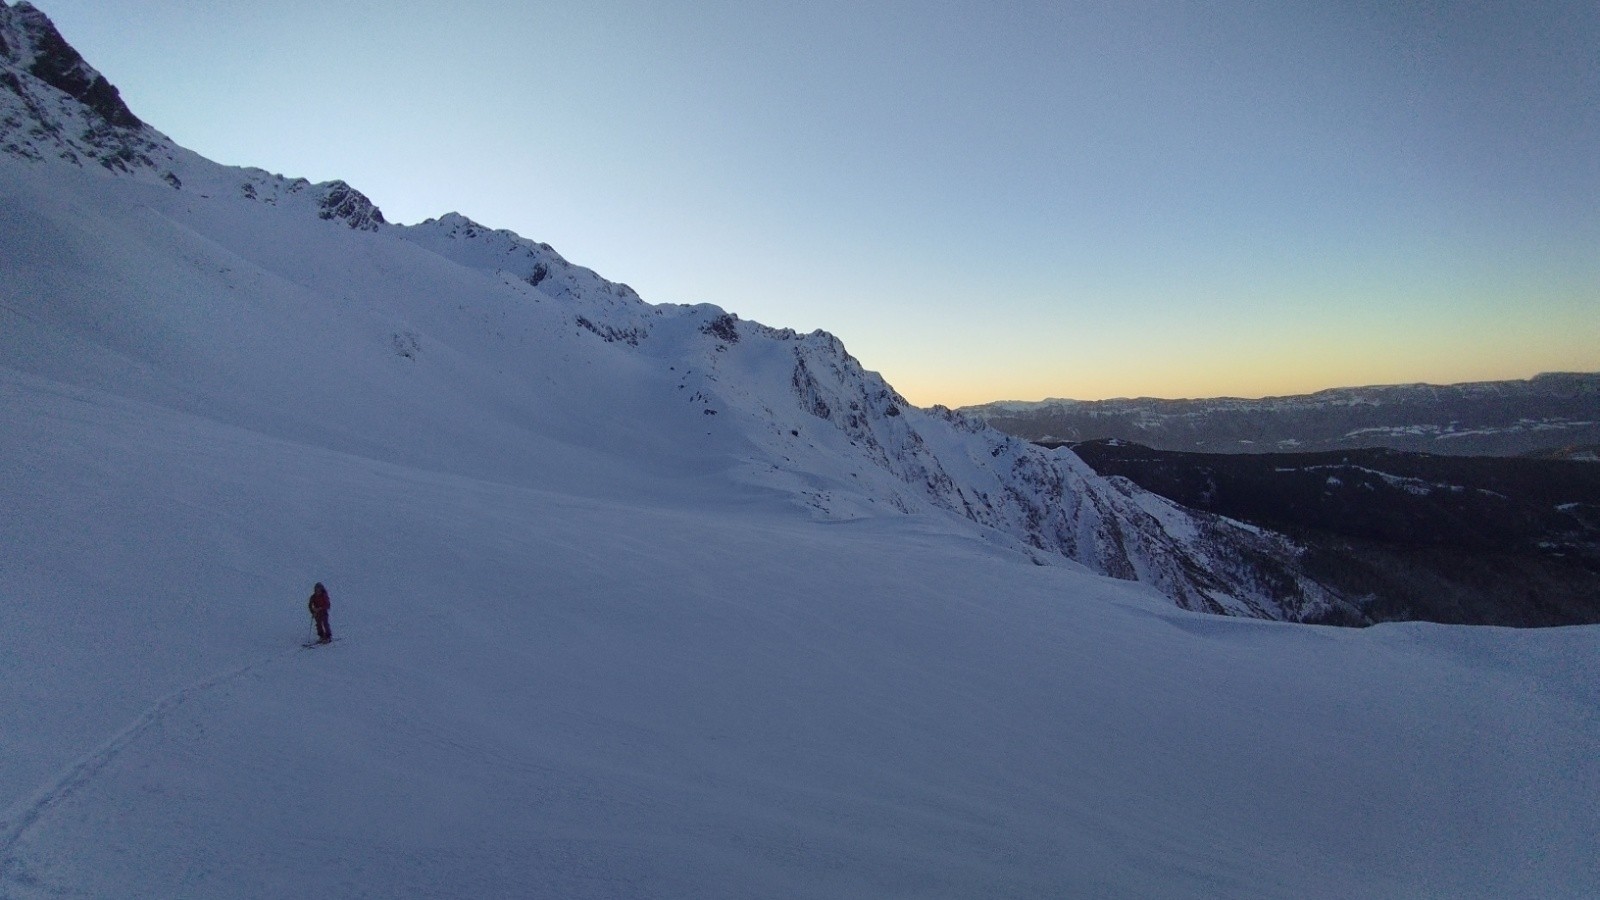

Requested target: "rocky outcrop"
[
  {"left": 5, "top": 1, "right": 140, "bottom": 128},
  {"left": 769, "top": 334, "right": 1353, "bottom": 620},
  {"left": 316, "top": 180, "right": 386, "bottom": 231},
  {"left": 0, "top": 0, "right": 166, "bottom": 173}
]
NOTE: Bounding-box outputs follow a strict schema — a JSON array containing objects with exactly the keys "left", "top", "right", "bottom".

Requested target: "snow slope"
[
  {"left": 6, "top": 361, "right": 1598, "bottom": 898},
  {"left": 3, "top": 4, "right": 1599, "bottom": 896}
]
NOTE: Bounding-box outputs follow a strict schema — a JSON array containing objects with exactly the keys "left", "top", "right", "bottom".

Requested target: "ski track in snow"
[{"left": 0, "top": 647, "right": 305, "bottom": 883}]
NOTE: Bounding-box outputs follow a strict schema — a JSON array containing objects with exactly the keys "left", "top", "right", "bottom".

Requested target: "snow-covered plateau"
[{"left": 2, "top": 3, "right": 1598, "bottom": 896}]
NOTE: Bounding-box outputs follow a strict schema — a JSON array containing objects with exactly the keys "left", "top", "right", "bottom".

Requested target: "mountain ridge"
[
  {"left": 0, "top": 0, "right": 1358, "bottom": 623},
  {"left": 963, "top": 372, "right": 1600, "bottom": 456}
]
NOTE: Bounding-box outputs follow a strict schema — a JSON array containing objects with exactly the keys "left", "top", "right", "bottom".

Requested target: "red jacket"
[{"left": 308, "top": 588, "right": 331, "bottom": 614}]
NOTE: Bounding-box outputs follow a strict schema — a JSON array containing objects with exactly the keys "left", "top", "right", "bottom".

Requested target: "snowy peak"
[
  {"left": 402, "top": 212, "right": 643, "bottom": 308},
  {"left": 315, "top": 179, "right": 386, "bottom": 231},
  {"left": 0, "top": 3, "right": 391, "bottom": 231},
  {"left": 0, "top": 0, "right": 170, "bottom": 175},
  {"left": 0, "top": 1, "right": 139, "bottom": 129}
]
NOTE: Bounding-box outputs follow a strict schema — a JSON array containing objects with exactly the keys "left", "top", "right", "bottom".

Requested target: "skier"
[{"left": 308, "top": 582, "right": 333, "bottom": 643}]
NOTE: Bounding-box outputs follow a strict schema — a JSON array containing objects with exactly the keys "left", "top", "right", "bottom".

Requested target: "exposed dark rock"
[
  {"left": 316, "top": 180, "right": 386, "bottom": 231},
  {"left": 391, "top": 330, "right": 420, "bottom": 359},
  {"left": 791, "top": 354, "right": 832, "bottom": 420},
  {"left": 9, "top": 2, "right": 141, "bottom": 128},
  {"left": 701, "top": 312, "right": 740, "bottom": 344},
  {"left": 574, "top": 315, "right": 644, "bottom": 346},
  {"left": 1, "top": 2, "right": 174, "bottom": 172}
]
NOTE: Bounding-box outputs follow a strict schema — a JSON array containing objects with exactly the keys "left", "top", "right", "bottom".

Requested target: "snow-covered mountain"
[
  {"left": 0, "top": 1, "right": 1354, "bottom": 624},
  {"left": 963, "top": 374, "right": 1600, "bottom": 457},
  {"left": 4, "top": 5, "right": 1598, "bottom": 896}
]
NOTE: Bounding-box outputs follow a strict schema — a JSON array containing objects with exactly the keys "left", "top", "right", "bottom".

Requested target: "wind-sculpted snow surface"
[{"left": 4, "top": 6, "right": 1599, "bottom": 896}]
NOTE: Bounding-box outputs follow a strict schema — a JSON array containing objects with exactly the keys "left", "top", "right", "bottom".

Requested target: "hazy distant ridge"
[{"left": 962, "top": 373, "right": 1600, "bottom": 456}]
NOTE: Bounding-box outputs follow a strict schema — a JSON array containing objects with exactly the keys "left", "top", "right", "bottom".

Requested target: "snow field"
[{"left": 3, "top": 365, "right": 1598, "bottom": 897}]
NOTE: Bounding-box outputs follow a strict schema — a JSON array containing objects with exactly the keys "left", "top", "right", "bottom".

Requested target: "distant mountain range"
[{"left": 961, "top": 373, "right": 1600, "bottom": 457}]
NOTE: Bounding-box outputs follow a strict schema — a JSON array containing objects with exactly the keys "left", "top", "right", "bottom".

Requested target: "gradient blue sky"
[{"left": 35, "top": 0, "right": 1600, "bottom": 405}]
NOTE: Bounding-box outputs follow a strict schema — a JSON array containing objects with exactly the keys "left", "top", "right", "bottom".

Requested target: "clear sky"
[{"left": 31, "top": 0, "right": 1600, "bottom": 406}]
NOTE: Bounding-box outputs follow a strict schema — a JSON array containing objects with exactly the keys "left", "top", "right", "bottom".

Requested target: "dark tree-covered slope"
[{"left": 1069, "top": 440, "right": 1600, "bottom": 626}]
